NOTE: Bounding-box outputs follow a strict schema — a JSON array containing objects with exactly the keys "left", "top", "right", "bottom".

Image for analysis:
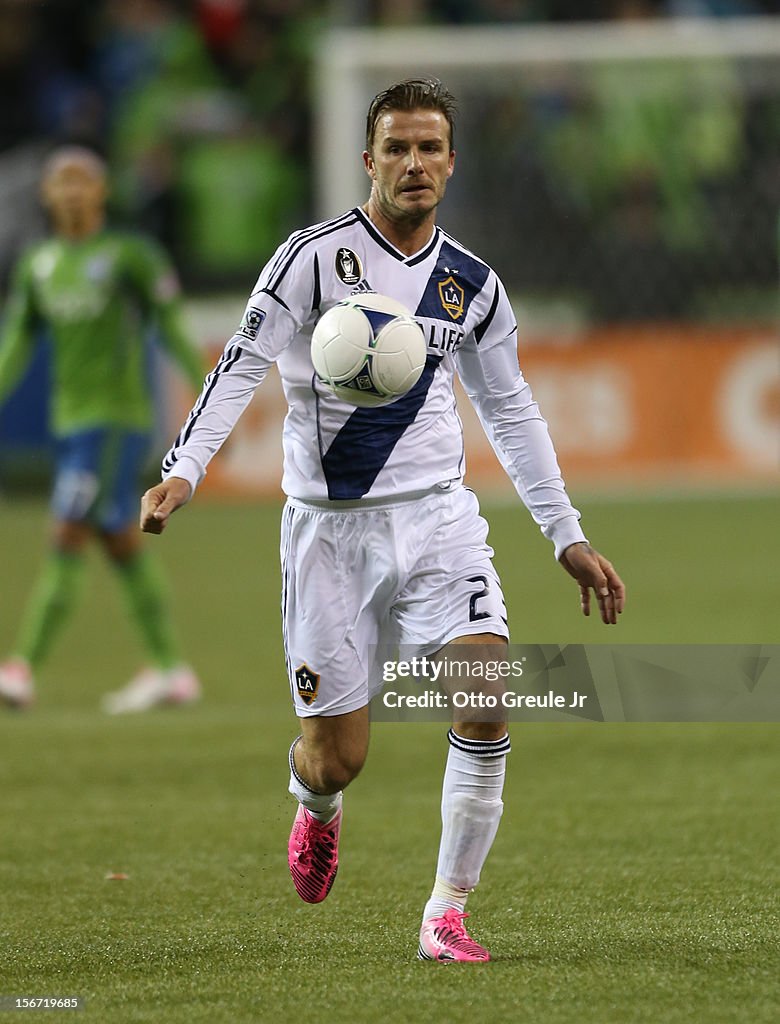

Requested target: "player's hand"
[
  {"left": 140, "top": 477, "right": 192, "bottom": 534},
  {"left": 559, "top": 542, "right": 626, "bottom": 625}
]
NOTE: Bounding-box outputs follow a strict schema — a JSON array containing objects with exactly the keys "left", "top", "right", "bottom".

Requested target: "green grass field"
[{"left": 1, "top": 493, "right": 778, "bottom": 1023}]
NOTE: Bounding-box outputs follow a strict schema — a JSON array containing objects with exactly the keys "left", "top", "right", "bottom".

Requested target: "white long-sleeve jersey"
[{"left": 163, "top": 207, "right": 586, "bottom": 558}]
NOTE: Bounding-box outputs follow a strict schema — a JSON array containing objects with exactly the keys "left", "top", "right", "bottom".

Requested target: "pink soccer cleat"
[
  {"left": 418, "top": 909, "right": 491, "bottom": 962},
  {"left": 288, "top": 805, "right": 342, "bottom": 904},
  {"left": 0, "top": 658, "right": 35, "bottom": 709}
]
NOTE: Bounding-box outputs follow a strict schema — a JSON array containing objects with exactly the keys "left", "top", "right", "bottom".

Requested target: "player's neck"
[
  {"left": 54, "top": 211, "right": 105, "bottom": 242},
  {"left": 363, "top": 201, "right": 435, "bottom": 258}
]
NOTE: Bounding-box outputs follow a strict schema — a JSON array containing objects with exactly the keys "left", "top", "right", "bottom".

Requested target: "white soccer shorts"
[{"left": 280, "top": 483, "right": 509, "bottom": 717}]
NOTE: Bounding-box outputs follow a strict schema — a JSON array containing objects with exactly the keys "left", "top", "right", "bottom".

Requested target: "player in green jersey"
[{"left": 0, "top": 146, "right": 206, "bottom": 712}]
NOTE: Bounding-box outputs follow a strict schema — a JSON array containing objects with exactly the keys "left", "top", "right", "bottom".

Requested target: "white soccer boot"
[{"left": 102, "top": 664, "right": 201, "bottom": 714}]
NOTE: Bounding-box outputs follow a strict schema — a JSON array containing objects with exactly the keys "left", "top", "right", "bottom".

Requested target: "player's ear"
[
  {"left": 447, "top": 149, "right": 456, "bottom": 178},
  {"left": 363, "top": 150, "right": 376, "bottom": 180}
]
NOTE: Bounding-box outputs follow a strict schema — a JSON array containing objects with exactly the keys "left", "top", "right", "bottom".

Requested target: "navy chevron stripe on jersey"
[
  {"left": 320, "top": 355, "right": 443, "bottom": 499},
  {"left": 267, "top": 214, "right": 359, "bottom": 294},
  {"left": 162, "top": 344, "right": 244, "bottom": 471},
  {"left": 414, "top": 241, "right": 490, "bottom": 324}
]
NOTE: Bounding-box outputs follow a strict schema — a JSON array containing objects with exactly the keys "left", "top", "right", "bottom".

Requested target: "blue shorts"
[{"left": 52, "top": 428, "right": 151, "bottom": 533}]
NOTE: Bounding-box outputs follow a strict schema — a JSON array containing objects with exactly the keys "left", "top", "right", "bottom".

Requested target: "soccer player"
[
  {"left": 0, "top": 146, "right": 206, "bottom": 714},
  {"left": 140, "top": 80, "right": 626, "bottom": 961}
]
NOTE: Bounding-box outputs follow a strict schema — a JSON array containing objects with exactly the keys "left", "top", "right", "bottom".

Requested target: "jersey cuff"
[
  {"left": 162, "top": 455, "right": 204, "bottom": 495},
  {"left": 546, "top": 515, "right": 588, "bottom": 561}
]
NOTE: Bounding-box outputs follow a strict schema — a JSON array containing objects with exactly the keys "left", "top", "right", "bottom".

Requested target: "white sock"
[
  {"left": 422, "top": 875, "right": 471, "bottom": 923},
  {"left": 422, "top": 728, "right": 509, "bottom": 924},
  {"left": 288, "top": 736, "right": 342, "bottom": 824}
]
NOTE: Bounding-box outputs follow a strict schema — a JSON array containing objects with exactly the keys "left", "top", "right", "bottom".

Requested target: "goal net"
[{"left": 314, "top": 17, "right": 780, "bottom": 326}]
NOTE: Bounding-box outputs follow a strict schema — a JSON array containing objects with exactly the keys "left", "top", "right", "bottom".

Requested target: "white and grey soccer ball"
[{"left": 311, "top": 293, "right": 427, "bottom": 408}]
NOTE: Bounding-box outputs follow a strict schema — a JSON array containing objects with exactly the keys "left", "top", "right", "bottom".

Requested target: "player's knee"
[
  {"left": 100, "top": 527, "right": 142, "bottom": 563},
  {"left": 315, "top": 759, "right": 364, "bottom": 794},
  {"left": 52, "top": 520, "right": 91, "bottom": 553},
  {"left": 453, "top": 719, "right": 508, "bottom": 743},
  {"left": 305, "top": 748, "right": 366, "bottom": 793}
]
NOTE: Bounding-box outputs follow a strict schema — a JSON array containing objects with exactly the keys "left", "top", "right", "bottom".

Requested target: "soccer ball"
[{"left": 311, "top": 293, "right": 427, "bottom": 408}]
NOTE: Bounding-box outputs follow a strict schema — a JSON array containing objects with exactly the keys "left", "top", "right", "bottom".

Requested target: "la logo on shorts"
[{"left": 295, "top": 664, "right": 320, "bottom": 706}]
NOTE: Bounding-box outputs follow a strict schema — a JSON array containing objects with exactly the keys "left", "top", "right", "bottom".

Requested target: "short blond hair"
[{"left": 42, "top": 146, "right": 107, "bottom": 183}]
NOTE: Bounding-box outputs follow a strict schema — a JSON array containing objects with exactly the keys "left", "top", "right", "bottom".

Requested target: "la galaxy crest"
[
  {"left": 438, "top": 275, "right": 465, "bottom": 321},
  {"left": 295, "top": 664, "right": 320, "bottom": 706},
  {"left": 335, "top": 247, "right": 362, "bottom": 286}
]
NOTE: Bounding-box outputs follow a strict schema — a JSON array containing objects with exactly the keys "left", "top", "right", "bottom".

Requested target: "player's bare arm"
[
  {"left": 140, "top": 477, "right": 192, "bottom": 535},
  {"left": 559, "top": 541, "right": 626, "bottom": 625}
]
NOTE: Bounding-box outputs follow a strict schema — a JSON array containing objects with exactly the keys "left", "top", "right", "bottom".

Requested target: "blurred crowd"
[
  {"left": 0, "top": 0, "right": 331, "bottom": 285},
  {"left": 363, "top": 0, "right": 775, "bottom": 23},
  {"left": 0, "top": 0, "right": 777, "bottom": 314},
  {"left": 3, "top": 1, "right": 775, "bottom": 150}
]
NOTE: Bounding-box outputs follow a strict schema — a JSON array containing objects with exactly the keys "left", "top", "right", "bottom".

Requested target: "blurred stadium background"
[
  {"left": 0, "top": 4, "right": 778, "bottom": 1022},
  {"left": 0, "top": 0, "right": 777, "bottom": 495}
]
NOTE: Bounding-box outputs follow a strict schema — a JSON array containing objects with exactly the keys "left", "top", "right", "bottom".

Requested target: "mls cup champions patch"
[
  {"left": 335, "top": 247, "right": 362, "bottom": 286},
  {"left": 295, "top": 664, "right": 320, "bottom": 706}
]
